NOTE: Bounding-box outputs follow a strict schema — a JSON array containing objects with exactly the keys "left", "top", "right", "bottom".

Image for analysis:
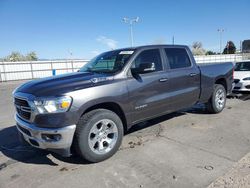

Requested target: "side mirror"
[{"left": 131, "top": 62, "right": 156, "bottom": 74}]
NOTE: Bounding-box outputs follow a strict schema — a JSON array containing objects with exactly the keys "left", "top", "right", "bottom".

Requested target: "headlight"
[
  {"left": 34, "top": 96, "right": 72, "bottom": 114},
  {"left": 243, "top": 77, "right": 250, "bottom": 81}
]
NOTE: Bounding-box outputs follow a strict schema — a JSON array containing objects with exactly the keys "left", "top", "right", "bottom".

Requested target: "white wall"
[
  {"left": 194, "top": 54, "right": 244, "bottom": 64},
  {"left": 0, "top": 60, "right": 88, "bottom": 81}
]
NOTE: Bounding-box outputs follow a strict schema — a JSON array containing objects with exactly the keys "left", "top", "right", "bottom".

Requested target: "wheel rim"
[
  {"left": 215, "top": 88, "right": 225, "bottom": 110},
  {"left": 88, "top": 119, "right": 118, "bottom": 155}
]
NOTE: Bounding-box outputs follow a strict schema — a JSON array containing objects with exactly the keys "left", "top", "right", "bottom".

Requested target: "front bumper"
[
  {"left": 233, "top": 81, "right": 250, "bottom": 92},
  {"left": 15, "top": 114, "right": 76, "bottom": 156}
]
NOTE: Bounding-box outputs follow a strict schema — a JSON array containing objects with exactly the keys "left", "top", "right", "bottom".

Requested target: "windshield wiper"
[
  {"left": 82, "top": 67, "right": 100, "bottom": 73},
  {"left": 81, "top": 67, "right": 115, "bottom": 74}
]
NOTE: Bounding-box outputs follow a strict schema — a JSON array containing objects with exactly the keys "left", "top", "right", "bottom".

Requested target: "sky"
[{"left": 0, "top": 0, "right": 249, "bottom": 59}]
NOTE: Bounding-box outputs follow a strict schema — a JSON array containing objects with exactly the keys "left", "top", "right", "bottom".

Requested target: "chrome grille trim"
[
  {"left": 14, "top": 97, "right": 31, "bottom": 120},
  {"left": 13, "top": 92, "right": 37, "bottom": 123}
]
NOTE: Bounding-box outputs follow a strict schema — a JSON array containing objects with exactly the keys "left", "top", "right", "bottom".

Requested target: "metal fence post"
[
  {"left": 65, "top": 60, "right": 68, "bottom": 72},
  {"left": 2, "top": 62, "right": 6, "bottom": 81},
  {"left": 50, "top": 61, "right": 53, "bottom": 76},
  {"left": 0, "top": 63, "right": 2, "bottom": 82},
  {"left": 71, "top": 60, "right": 74, "bottom": 72},
  {"left": 30, "top": 61, "right": 34, "bottom": 79}
]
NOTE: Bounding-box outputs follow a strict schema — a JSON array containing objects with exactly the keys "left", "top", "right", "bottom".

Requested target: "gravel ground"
[{"left": 208, "top": 152, "right": 250, "bottom": 188}]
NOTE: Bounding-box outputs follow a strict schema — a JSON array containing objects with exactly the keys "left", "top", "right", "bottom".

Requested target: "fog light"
[{"left": 41, "top": 134, "right": 61, "bottom": 142}]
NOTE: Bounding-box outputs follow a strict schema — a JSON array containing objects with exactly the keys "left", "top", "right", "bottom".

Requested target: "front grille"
[
  {"left": 234, "top": 86, "right": 241, "bottom": 90},
  {"left": 14, "top": 97, "right": 31, "bottom": 120},
  {"left": 234, "top": 79, "right": 240, "bottom": 84}
]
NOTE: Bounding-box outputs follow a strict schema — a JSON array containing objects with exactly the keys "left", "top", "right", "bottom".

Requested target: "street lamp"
[
  {"left": 123, "top": 17, "right": 140, "bottom": 47},
  {"left": 217, "top": 28, "right": 225, "bottom": 54}
]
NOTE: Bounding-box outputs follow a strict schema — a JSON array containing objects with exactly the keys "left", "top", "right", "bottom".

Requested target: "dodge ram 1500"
[{"left": 13, "top": 45, "right": 234, "bottom": 162}]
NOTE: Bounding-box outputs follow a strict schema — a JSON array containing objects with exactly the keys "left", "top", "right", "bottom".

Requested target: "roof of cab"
[{"left": 116, "top": 44, "right": 189, "bottom": 51}]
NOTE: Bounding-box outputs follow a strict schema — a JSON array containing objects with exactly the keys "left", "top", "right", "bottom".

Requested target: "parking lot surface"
[{"left": 0, "top": 81, "right": 250, "bottom": 188}]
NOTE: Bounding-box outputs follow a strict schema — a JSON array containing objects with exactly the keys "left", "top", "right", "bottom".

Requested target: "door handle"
[
  {"left": 159, "top": 78, "right": 168, "bottom": 82},
  {"left": 189, "top": 73, "right": 197, "bottom": 77}
]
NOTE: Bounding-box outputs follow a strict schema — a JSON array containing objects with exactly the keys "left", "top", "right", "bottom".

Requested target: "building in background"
[{"left": 242, "top": 40, "right": 250, "bottom": 53}]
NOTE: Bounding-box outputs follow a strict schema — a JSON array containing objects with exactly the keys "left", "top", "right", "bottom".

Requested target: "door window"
[{"left": 132, "top": 49, "right": 163, "bottom": 72}]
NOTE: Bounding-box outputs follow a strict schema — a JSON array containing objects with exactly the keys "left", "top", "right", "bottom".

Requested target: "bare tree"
[{"left": 191, "top": 42, "right": 206, "bottom": 55}]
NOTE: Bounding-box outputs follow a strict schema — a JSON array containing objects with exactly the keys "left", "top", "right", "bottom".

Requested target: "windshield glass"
[
  {"left": 79, "top": 50, "right": 134, "bottom": 74},
  {"left": 235, "top": 61, "right": 250, "bottom": 71}
]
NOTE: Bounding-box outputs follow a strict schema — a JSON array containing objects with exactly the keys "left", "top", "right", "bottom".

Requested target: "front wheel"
[
  {"left": 73, "top": 109, "right": 124, "bottom": 163},
  {"left": 206, "top": 84, "right": 226, "bottom": 113}
]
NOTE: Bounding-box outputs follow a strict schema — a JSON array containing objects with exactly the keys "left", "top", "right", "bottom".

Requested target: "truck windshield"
[
  {"left": 235, "top": 61, "right": 250, "bottom": 71},
  {"left": 79, "top": 50, "right": 134, "bottom": 74}
]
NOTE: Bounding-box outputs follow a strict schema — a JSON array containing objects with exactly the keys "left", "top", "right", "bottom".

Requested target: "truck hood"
[
  {"left": 15, "top": 72, "right": 114, "bottom": 97},
  {"left": 234, "top": 71, "right": 250, "bottom": 80}
]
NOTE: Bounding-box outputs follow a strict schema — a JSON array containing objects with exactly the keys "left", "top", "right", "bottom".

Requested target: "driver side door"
[{"left": 126, "top": 48, "right": 171, "bottom": 124}]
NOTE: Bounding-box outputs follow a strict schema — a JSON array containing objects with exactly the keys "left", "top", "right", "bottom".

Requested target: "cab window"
[{"left": 164, "top": 48, "right": 191, "bottom": 69}]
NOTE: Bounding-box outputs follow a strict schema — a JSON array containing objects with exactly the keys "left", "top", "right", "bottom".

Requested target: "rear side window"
[
  {"left": 132, "top": 49, "right": 163, "bottom": 72},
  {"left": 164, "top": 48, "right": 191, "bottom": 69}
]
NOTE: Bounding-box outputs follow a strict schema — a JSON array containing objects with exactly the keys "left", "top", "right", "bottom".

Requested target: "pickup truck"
[{"left": 13, "top": 45, "right": 234, "bottom": 162}]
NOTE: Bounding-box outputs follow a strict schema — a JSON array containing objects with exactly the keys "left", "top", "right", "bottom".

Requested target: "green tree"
[
  {"left": 3, "top": 51, "right": 38, "bottom": 61},
  {"left": 206, "top": 50, "right": 217, "bottom": 55},
  {"left": 5, "top": 52, "right": 24, "bottom": 61},
  {"left": 191, "top": 41, "right": 206, "bottom": 55},
  {"left": 223, "top": 41, "right": 236, "bottom": 54},
  {"left": 25, "top": 51, "right": 38, "bottom": 61}
]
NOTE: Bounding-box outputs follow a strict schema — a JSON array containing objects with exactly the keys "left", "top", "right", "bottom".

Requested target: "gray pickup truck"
[{"left": 13, "top": 45, "right": 233, "bottom": 162}]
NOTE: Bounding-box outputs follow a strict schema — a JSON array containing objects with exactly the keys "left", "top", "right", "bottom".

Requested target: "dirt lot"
[{"left": 0, "top": 81, "right": 250, "bottom": 188}]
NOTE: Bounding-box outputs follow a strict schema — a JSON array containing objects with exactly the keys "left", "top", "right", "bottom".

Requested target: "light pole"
[
  {"left": 172, "top": 36, "right": 175, "bottom": 45},
  {"left": 217, "top": 28, "right": 225, "bottom": 54},
  {"left": 123, "top": 17, "right": 139, "bottom": 47}
]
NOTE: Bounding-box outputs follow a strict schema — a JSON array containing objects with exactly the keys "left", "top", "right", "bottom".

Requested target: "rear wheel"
[
  {"left": 206, "top": 84, "right": 226, "bottom": 113},
  {"left": 73, "top": 109, "right": 124, "bottom": 163}
]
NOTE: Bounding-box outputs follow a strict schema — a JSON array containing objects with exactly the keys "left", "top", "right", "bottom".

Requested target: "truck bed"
[{"left": 198, "top": 62, "right": 234, "bottom": 103}]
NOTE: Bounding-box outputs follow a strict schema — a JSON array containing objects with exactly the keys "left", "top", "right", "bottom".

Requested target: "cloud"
[
  {"left": 96, "top": 36, "right": 118, "bottom": 49},
  {"left": 205, "top": 45, "right": 220, "bottom": 52},
  {"left": 91, "top": 50, "right": 100, "bottom": 56},
  {"left": 152, "top": 37, "right": 166, "bottom": 44}
]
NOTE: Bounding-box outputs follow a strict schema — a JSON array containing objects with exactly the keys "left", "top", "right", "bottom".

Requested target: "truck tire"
[
  {"left": 206, "top": 84, "right": 226, "bottom": 114},
  {"left": 73, "top": 109, "right": 124, "bottom": 163}
]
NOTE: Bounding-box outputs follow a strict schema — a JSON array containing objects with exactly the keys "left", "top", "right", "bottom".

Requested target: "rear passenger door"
[{"left": 164, "top": 47, "right": 200, "bottom": 111}]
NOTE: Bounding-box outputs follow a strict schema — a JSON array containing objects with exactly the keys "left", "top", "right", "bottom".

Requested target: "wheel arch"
[
  {"left": 215, "top": 77, "right": 227, "bottom": 92},
  {"left": 81, "top": 102, "right": 128, "bottom": 132}
]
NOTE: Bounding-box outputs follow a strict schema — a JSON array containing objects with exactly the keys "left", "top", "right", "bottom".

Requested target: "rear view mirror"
[{"left": 131, "top": 62, "right": 156, "bottom": 74}]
